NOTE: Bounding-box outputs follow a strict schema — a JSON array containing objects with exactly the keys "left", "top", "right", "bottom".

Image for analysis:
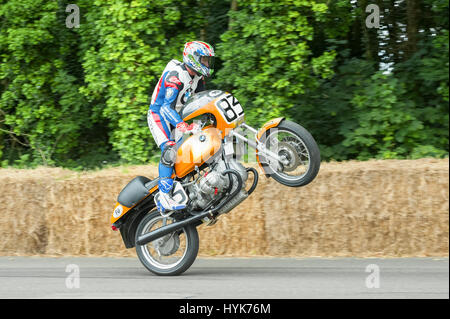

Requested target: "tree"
[
  {"left": 0, "top": 0, "right": 447, "bottom": 167},
  {"left": 214, "top": 0, "right": 336, "bottom": 127},
  {"left": 0, "top": 0, "right": 91, "bottom": 167}
]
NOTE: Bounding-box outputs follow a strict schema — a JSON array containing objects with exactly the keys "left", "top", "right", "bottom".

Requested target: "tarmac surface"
[{"left": 0, "top": 256, "right": 448, "bottom": 299}]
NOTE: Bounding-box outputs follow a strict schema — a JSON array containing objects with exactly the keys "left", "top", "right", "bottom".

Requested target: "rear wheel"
[
  {"left": 135, "top": 210, "right": 199, "bottom": 276},
  {"left": 258, "top": 120, "right": 320, "bottom": 187}
]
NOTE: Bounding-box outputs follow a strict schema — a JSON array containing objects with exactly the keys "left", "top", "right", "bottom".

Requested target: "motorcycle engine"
[{"left": 186, "top": 158, "right": 249, "bottom": 214}]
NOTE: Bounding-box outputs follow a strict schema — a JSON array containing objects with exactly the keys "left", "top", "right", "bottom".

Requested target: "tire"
[
  {"left": 259, "top": 120, "right": 321, "bottom": 187},
  {"left": 135, "top": 210, "right": 199, "bottom": 276}
]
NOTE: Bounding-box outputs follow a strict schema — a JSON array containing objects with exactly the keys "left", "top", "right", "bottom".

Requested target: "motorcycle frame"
[
  {"left": 113, "top": 116, "right": 283, "bottom": 249},
  {"left": 115, "top": 147, "right": 259, "bottom": 249}
]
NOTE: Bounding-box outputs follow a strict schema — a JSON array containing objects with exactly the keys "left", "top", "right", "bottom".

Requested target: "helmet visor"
[{"left": 200, "top": 55, "right": 215, "bottom": 70}]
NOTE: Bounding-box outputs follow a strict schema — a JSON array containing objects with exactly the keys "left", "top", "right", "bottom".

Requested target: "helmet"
[{"left": 183, "top": 41, "right": 215, "bottom": 77}]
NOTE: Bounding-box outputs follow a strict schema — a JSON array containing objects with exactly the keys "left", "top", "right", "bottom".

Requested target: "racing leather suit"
[{"left": 147, "top": 59, "right": 205, "bottom": 196}]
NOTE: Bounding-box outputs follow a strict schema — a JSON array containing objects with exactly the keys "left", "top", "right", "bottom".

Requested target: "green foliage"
[
  {"left": 342, "top": 72, "right": 431, "bottom": 159},
  {"left": 78, "top": 0, "right": 217, "bottom": 163},
  {"left": 0, "top": 0, "right": 94, "bottom": 167},
  {"left": 213, "top": 0, "right": 337, "bottom": 127},
  {"left": 288, "top": 0, "right": 449, "bottom": 161},
  {"left": 0, "top": 0, "right": 448, "bottom": 169}
]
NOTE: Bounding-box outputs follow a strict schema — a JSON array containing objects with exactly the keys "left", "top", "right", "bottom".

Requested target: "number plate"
[{"left": 215, "top": 93, "right": 245, "bottom": 124}]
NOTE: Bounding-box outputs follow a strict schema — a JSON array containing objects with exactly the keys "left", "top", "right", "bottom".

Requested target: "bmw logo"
[{"left": 199, "top": 135, "right": 206, "bottom": 142}]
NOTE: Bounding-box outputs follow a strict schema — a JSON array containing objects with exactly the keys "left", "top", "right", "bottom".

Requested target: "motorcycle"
[{"left": 110, "top": 89, "right": 321, "bottom": 276}]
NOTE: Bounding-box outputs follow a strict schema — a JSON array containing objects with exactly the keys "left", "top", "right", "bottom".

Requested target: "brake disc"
[{"left": 277, "top": 142, "right": 300, "bottom": 172}]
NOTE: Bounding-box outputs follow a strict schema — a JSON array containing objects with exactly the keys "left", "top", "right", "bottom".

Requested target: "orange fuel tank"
[{"left": 174, "top": 127, "right": 223, "bottom": 178}]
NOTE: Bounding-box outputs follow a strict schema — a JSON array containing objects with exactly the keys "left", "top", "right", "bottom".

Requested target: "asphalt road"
[{"left": 0, "top": 256, "right": 447, "bottom": 299}]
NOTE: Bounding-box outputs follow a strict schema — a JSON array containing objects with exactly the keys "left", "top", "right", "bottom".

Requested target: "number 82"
[{"left": 216, "top": 94, "right": 244, "bottom": 123}]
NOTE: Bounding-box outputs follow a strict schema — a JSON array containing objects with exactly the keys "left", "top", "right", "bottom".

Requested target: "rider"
[{"left": 148, "top": 41, "right": 215, "bottom": 213}]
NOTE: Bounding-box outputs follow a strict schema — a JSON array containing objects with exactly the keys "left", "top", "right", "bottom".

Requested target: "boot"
[{"left": 156, "top": 178, "right": 186, "bottom": 213}]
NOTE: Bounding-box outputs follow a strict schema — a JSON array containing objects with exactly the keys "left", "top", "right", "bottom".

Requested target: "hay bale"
[{"left": 0, "top": 159, "right": 448, "bottom": 257}]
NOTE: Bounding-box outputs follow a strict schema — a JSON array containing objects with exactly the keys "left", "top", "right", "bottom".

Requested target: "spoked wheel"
[
  {"left": 259, "top": 120, "right": 321, "bottom": 187},
  {"left": 135, "top": 210, "right": 199, "bottom": 276}
]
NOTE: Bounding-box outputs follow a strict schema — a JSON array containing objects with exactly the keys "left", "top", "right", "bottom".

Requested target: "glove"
[
  {"left": 189, "top": 122, "right": 201, "bottom": 133},
  {"left": 176, "top": 122, "right": 200, "bottom": 134}
]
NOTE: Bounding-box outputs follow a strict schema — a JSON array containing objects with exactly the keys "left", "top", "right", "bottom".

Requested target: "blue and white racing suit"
[{"left": 147, "top": 59, "right": 205, "bottom": 193}]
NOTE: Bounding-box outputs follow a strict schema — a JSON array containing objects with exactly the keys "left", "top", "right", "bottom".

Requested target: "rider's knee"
[{"left": 160, "top": 141, "right": 177, "bottom": 167}]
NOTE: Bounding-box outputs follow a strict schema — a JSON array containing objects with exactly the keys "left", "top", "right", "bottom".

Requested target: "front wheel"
[
  {"left": 258, "top": 120, "right": 321, "bottom": 187},
  {"left": 135, "top": 210, "right": 199, "bottom": 276}
]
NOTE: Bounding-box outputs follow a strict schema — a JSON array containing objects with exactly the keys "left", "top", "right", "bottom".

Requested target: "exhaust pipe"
[
  {"left": 135, "top": 209, "right": 212, "bottom": 246},
  {"left": 136, "top": 169, "right": 243, "bottom": 246}
]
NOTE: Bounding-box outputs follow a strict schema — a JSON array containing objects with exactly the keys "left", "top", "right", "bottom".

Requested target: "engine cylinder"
[
  {"left": 187, "top": 159, "right": 249, "bottom": 211},
  {"left": 199, "top": 172, "right": 224, "bottom": 195}
]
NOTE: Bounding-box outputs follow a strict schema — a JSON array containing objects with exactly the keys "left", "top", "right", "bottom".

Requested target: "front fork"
[{"left": 229, "top": 120, "right": 288, "bottom": 169}]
